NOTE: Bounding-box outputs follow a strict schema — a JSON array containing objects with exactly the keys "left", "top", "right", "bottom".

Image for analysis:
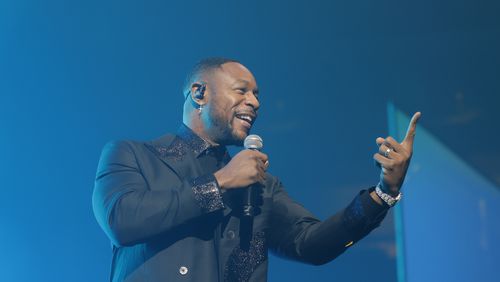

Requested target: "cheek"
[
  {"left": 207, "top": 92, "right": 241, "bottom": 122},
  {"left": 206, "top": 102, "right": 232, "bottom": 126},
  {"left": 212, "top": 99, "right": 237, "bottom": 118}
]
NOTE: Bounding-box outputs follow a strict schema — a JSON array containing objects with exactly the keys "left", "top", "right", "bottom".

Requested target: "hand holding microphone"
[{"left": 213, "top": 135, "right": 268, "bottom": 190}]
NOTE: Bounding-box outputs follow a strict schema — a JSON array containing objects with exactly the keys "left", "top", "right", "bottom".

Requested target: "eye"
[
  {"left": 235, "top": 88, "right": 246, "bottom": 94},
  {"left": 253, "top": 91, "right": 260, "bottom": 101}
]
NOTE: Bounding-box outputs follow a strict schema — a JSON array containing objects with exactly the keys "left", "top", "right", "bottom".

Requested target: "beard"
[{"left": 204, "top": 106, "right": 246, "bottom": 146}]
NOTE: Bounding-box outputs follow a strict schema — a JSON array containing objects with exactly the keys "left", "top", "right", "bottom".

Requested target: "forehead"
[{"left": 209, "top": 62, "right": 257, "bottom": 87}]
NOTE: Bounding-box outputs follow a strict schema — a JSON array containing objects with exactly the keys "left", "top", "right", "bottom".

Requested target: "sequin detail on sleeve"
[
  {"left": 191, "top": 174, "right": 224, "bottom": 213},
  {"left": 224, "top": 231, "right": 267, "bottom": 282}
]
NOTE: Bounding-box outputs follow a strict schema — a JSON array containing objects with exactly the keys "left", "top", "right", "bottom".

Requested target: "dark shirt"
[{"left": 93, "top": 124, "right": 389, "bottom": 282}]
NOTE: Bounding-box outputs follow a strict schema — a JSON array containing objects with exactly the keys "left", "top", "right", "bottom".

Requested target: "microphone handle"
[
  {"left": 242, "top": 148, "right": 260, "bottom": 217},
  {"left": 242, "top": 186, "right": 255, "bottom": 217}
]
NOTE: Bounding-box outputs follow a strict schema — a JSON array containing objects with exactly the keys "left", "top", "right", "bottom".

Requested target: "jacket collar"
[
  {"left": 145, "top": 124, "right": 229, "bottom": 165},
  {"left": 177, "top": 124, "right": 213, "bottom": 157}
]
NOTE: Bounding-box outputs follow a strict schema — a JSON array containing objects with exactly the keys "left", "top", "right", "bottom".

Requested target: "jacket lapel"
[{"left": 144, "top": 134, "right": 203, "bottom": 179}]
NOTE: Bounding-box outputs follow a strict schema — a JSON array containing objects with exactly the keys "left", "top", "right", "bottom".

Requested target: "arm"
[
  {"left": 92, "top": 141, "right": 224, "bottom": 247},
  {"left": 268, "top": 113, "right": 422, "bottom": 264},
  {"left": 267, "top": 178, "right": 388, "bottom": 265}
]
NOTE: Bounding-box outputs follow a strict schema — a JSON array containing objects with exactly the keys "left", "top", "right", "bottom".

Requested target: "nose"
[{"left": 244, "top": 92, "right": 260, "bottom": 111}]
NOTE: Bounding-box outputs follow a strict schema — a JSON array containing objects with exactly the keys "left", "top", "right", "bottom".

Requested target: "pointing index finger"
[{"left": 402, "top": 112, "right": 421, "bottom": 146}]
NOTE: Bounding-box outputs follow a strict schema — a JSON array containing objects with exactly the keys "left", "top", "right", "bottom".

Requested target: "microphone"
[{"left": 242, "top": 134, "right": 263, "bottom": 217}]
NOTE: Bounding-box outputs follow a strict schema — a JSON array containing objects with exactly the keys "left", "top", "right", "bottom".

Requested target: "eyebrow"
[
  {"left": 233, "top": 79, "right": 249, "bottom": 85},
  {"left": 233, "top": 79, "right": 259, "bottom": 93}
]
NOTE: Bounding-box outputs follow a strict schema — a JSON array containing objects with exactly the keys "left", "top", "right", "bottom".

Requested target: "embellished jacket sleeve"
[
  {"left": 92, "top": 141, "right": 224, "bottom": 247},
  {"left": 267, "top": 177, "right": 388, "bottom": 265}
]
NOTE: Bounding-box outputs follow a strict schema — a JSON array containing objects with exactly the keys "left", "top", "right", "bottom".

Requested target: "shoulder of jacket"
[{"left": 102, "top": 133, "right": 177, "bottom": 152}]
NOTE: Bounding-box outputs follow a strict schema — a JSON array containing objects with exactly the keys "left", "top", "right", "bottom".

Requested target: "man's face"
[{"left": 202, "top": 62, "right": 260, "bottom": 146}]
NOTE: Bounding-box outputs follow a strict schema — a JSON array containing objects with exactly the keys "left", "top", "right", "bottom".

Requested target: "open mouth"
[{"left": 235, "top": 113, "right": 256, "bottom": 129}]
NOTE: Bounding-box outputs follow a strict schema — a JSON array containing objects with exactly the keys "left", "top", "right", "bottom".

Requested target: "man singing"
[{"left": 92, "top": 57, "right": 421, "bottom": 282}]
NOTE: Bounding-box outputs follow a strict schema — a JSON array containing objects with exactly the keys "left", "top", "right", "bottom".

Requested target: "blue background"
[
  {"left": 390, "top": 105, "right": 500, "bottom": 282},
  {"left": 1, "top": 1, "right": 499, "bottom": 281}
]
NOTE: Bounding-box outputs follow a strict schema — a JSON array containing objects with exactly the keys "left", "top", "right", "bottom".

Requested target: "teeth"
[{"left": 238, "top": 114, "right": 253, "bottom": 123}]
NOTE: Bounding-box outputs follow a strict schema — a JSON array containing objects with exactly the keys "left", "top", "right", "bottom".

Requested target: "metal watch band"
[{"left": 375, "top": 184, "right": 402, "bottom": 207}]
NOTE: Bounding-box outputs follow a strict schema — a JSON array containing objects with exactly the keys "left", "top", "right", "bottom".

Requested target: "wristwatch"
[{"left": 375, "top": 184, "right": 402, "bottom": 207}]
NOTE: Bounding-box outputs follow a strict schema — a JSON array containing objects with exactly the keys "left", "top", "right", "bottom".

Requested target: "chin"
[
  {"left": 225, "top": 120, "right": 249, "bottom": 146},
  {"left": 230, "top": 130, "right": 247, "bottom": 146}
]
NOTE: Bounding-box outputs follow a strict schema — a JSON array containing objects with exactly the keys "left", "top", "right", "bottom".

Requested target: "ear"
[{"left": 190, "top": 82, "right": 207, "bottom": 101}]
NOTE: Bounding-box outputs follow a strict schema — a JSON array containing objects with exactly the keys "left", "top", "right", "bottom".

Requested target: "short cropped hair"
[{"left": 183, "top": 57, "right": 240, "bottom": 97}]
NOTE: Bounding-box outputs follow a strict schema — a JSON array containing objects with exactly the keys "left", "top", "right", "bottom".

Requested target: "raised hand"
[{"left": 373, "top": 112, "right": 421, "bottom": 196}]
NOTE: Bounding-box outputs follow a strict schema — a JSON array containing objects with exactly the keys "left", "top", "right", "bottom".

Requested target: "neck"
[{"left": 183, "top": 117, "right": 219, "bottom": 146}]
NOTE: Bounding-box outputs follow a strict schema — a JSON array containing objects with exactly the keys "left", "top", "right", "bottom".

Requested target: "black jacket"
[{"left": 92, "top": 128, "right": 388, "bottom": 282}]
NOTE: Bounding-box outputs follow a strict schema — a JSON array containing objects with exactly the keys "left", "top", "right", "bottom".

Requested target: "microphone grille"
[{"left": 244, "top": 134, "right": 263, "bottom": 150}]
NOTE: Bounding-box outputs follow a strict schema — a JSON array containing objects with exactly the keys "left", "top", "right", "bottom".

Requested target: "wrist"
[
  {"left": 369, "top": 190, "right": 384, "bottom": 206},
  {"left": 379, "top": 182, "right": 400, "bottom": 197},
  {"left": 375, "top": 183, "right": 402, "bottom": 207},
  {"left": 214, "top": 170, "right": 227, "bottom": 190}
]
